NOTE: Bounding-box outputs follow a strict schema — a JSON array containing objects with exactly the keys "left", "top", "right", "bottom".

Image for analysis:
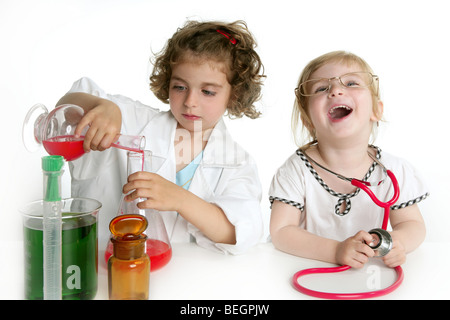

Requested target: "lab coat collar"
[
  {"left": 143, "top": 111, "right": 250, "bottom": 169},
  {"left": 142, "top": 111, "right": 177, "bottom": 160}
]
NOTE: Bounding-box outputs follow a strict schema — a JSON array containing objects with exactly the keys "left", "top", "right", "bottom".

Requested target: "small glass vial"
[{"left": 108, "top": 214, "right": 150, "bottom": 300}]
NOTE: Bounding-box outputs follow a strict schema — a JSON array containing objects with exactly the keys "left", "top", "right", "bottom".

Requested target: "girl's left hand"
[
  {"left": 122, "top": 171, "right": 186, "bottom": 212},
  {"left": 382, "top": 238, "right": 406, "bottom": 268}
]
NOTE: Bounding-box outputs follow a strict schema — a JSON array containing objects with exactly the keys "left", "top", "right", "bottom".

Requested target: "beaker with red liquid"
[
  {"left": 23, "top": 104, "right": 145, "bottom": 161},
  {"left": 104, "top": 151, "right": 172, "bottom": 271}
]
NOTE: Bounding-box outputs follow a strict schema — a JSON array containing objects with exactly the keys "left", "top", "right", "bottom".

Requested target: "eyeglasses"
[{"left": 295, "top": 72, "right": 379, "bottom": 97}]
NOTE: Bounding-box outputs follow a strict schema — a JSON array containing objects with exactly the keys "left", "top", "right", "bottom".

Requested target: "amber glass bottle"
[{"left": 108, "top": 214, "right": 150, "bottom": 300}]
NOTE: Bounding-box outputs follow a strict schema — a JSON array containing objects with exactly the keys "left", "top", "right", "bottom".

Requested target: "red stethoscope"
[{"left": 293, "top": 152, "right": 404, "bottom": 299}]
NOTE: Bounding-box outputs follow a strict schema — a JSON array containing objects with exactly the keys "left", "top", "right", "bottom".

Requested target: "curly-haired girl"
[{"left": 57, "top": 20, "right": 266, "bottom": 254}]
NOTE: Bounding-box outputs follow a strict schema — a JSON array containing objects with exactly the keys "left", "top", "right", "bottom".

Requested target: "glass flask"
[
  {"left": 23, "top": 103, "right": 146, "bottom": 161},
  {"left": 104, "top": 150, "right": 172, "bottom": 271},
  {"left": 108, "top": 214, "right": 150, "bottom": 300},
  {"left": 21, "top": 197, "right": 101, "bottom": 300}
]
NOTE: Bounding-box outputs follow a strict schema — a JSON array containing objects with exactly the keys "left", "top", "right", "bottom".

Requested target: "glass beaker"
[
  {"left": 21, "top": 198, "right": 101, "bottom": 300},
  {"left": 104, "top": 151, "right": 172, "bottom": 271},
  {"left": 22, "top": 103, "right": 146, "bottom": 161}
]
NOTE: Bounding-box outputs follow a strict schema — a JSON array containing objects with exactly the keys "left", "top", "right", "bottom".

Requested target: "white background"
[{"left": 1, "top": 0, "right": 449, "bottom": 246}]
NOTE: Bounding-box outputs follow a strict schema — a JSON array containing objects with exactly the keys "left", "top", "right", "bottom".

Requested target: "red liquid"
[
  {"left": 42, "top": 135, "right": 144, "bottom": 161},
  {"left": 105, "top": 238, "right": 172, "bottom": 271},
  {"left": 42, "top": 135, "right": 85, "bottom": 161}
]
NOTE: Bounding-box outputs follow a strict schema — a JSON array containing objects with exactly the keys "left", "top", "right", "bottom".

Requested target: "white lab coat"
[{"left": 67, "top": 77, "right": 263, "bottom": 254}]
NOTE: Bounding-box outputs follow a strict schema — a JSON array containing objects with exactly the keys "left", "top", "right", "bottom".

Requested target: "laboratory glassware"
[
  {"left": 108, "top": 214, "right": 150, "bottom": 300},
  {"left": 22, "top": 197, "right": 101, "bottom": 300},
  {"left": 104, "top": 151, "right": 172, "bottom": 271},
  {"left": 41, "top": 155, "right": 64, "bottom": 300},
  {"left": 23, "top": 103, "right": 146, "bottom": 161}
]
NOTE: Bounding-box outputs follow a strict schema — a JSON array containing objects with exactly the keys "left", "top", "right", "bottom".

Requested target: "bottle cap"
[
  {"left": 110, "top": 214, "right": 148, "bottom": 236},
  {"left": 42, "top": 155, "right": 64, "bottom": 202},
  {"left": 109, "top": 214, "right": 148, "bottom": 260},
  {"left": 42, "top": 155, "right": 64, "bottom": 172}
]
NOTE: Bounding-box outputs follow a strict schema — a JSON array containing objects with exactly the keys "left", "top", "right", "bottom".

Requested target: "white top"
[
  {"left": 269, "top": 147, "right": 429, "bottom": 241},
  {"left": 67, "top": 77, "right": 263, "bottom": 254}
]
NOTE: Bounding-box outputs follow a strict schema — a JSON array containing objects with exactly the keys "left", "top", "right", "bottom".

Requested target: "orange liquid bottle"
[{"left": 108, "top": 214, "right": 150, "bottom": 300}]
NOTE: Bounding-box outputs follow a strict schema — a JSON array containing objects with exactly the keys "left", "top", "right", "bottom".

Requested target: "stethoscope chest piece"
[{"left": 368, "top": 228, "right": 393, "bottom": 257}]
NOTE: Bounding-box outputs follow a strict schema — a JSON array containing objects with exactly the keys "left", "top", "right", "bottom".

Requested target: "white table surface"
[{"left": 1, "top": 241, "right": 449, "bottom": 300}]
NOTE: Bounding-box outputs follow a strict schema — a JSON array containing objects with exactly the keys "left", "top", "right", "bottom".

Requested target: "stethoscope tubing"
[
  {"left": 292, "top": 170, "right": 404, "bottom": 299},
  {"left": 292, "top": 265, "right": 404, "bottom": 300},
  {"left": 351, "top": 170, "right": 400, "bottom": 230}
]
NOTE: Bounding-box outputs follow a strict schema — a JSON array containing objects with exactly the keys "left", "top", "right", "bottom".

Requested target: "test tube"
[{"left": 111, "top": 135, "right": 146, "bottom": 152}]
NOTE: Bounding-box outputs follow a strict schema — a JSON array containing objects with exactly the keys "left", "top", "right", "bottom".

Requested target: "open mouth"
[{"left": 328, "top": 105, "right": 353, "bottom": 120}]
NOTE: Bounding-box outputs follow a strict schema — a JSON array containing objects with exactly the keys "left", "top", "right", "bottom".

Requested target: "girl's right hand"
[
  {"left": 335, "top": 231, "right": 375, "bottom": 268},
  {"left": 74, "top": 98, "right": 122, "bottom": 152}
]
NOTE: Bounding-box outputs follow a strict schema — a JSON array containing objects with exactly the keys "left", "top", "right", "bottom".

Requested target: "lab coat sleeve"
[
  {"left": 67, "top": 77, "right": 159, "bottom": 136},
  {"left": 66, "top": 77, "right": 123, "bottom": 181},
  {"left": 66, "top": 77, "right": 159, "bottom": 180},
  {"left": 189, "top": 161, "right": 264, "bottom": 255}
]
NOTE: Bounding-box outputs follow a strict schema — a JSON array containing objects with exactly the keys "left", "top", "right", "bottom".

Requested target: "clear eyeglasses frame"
[{"left": 295, "top": 72, "right": 379, "bottom": 97}]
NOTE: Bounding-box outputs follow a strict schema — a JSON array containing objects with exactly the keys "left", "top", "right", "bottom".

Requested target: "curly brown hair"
[{"left": 149, "top": 20, "right": 265, "bottom": 119}]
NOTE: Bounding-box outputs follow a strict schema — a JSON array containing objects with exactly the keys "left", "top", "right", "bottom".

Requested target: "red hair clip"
[{"left": 216, "top": 29, "right": 237, "bottom": 45}]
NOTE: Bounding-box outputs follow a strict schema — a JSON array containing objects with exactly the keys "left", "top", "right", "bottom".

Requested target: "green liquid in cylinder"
[{"left": 23, "top": 214, "right": 98, "bottom": 300}]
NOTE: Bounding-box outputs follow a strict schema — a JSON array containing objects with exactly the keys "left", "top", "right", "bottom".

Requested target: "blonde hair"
[
  {"left": 150, "top": 20, "right": 265, "bottom": 119},
  {"left": 292, "top": 51, "right": 381, "bottom": 147}
]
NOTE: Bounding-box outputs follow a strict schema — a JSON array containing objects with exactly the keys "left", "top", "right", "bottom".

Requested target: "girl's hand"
[
  {"left": 336, "top": 231, "right": 375, "bottom": 268},
  {"left": 122, "top": 172, "right": 186, "bottom": 212},
  {"left": 74, "top": 98, "right": 122, "bottom": 152},
  {"left": 382, "top": 238, "right": 406, "bottom": 268},
  {"left": 123, "top": 171, "right": 236, "bottom": 244}
]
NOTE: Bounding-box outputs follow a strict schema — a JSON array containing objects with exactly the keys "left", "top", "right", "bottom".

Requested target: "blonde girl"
[{"left": 269, "top": 51, "right": 428, "bottom": 268}]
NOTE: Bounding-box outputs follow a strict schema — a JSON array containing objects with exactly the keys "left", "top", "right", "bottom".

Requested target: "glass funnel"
[
  {"left": 104, "top": 151, "right": 172, "bottom": 271},
  {"left": 23, "top": 103, "right": 146, "bottom": 161}
]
